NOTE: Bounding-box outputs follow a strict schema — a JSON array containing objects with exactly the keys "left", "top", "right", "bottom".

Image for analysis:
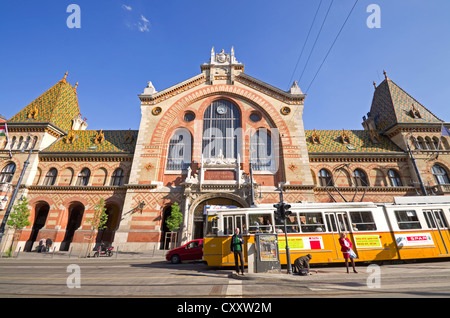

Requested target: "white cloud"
[
  {"left": 121, "top": 6, "right": 150, "bottom": 33},
  {"left": 137, "top": 15, "right": 150, "bottom": 32}
]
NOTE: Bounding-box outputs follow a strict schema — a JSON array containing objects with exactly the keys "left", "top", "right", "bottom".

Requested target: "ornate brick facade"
[{"left": 1, "top": 49, "right": 449, "bottom": 253}]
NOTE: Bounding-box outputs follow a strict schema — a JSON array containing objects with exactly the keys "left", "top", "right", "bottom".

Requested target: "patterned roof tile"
[
  {"left": 305, "top": 129, "right": 403, "bottom": 153},
  {"left": 8, "top": 79, "right": 80, "bottom": 132},
  {"left": 42, "top": 129, "right": 138, "bottom": 154}
]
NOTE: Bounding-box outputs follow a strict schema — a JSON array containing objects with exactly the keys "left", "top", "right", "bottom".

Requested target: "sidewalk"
[{"left": 1, "top": 248, "right": 168, "bottom": 261}]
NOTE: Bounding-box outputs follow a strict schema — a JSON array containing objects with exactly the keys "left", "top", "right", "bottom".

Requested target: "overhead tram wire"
[
  {"left": 297, "top": 0, "right": 335, "bottom": 86},
  {"left": 305, "top": 0, "right": 359, "bottom": 94},
  {"left": 286, "top": 0, "right": 323, "bottom": 89},
  {"left": 288, "top": 0, "right": 334, "bottom": 132}
]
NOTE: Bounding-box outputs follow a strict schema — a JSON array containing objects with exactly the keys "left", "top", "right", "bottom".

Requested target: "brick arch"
[{"left": 150, "top": 85, "right": 291, "bottom": 147}]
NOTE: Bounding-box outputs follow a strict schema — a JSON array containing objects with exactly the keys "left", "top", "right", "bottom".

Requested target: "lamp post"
[{"left": 0, "top": 137, "right": 35, "bottom": 245}]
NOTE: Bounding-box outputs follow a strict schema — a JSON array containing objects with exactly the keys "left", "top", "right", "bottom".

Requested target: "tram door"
[
  {"left": 223, "top": 214, "right": 246, "bottom": 264},
  {"left": 325, "top": 212, "right": 351, "bottom": 261},
  {"left": 423, "top": 209, "right": 450, "bottom": 255}
]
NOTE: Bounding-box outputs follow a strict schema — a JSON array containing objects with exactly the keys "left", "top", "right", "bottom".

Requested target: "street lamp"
[{"left": 0, "top": 136, "right": 36, "bottom": 245}]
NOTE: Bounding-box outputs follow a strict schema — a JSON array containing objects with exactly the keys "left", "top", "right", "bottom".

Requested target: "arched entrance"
[
  {"left": 25, "top": 202, "right": 50, "bottom": 252},
  {"left": 95, "top": 203, "right": 121, "bottom": 246},
  {"left": 160, "top": 205, "right": 172, "bottom": 249},
  {"left": 60, "top": 202, "right": 84, "bottom": 251},
  {"left": 191, "top": 196, "right": 245, "bottom": 240}
]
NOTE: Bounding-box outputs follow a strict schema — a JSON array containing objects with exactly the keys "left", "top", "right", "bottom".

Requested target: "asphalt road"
[{"left": 1, "top": 257, "right": 450, "bottom": 299}]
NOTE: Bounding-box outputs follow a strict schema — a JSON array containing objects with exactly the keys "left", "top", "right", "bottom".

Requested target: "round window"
[
  {"left": 249, "top": 112, "right": 262, "bottom": 123},
  {"left": 184, "top": 111, "right": 196, "bottom": 123}
]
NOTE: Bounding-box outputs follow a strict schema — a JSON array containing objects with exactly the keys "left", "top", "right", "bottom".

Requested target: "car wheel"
[{"left": 171, "top": 254, "right": 181, "bottom": 264}]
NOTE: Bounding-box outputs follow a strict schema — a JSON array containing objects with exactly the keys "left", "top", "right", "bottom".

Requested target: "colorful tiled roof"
[
  {"left": 8, "top": 77, "right": 80, "bottom": 132},
  {"left": 42, "top": 129, "right": 138, "bottom": 154},
  {"left": 369, "top": 78, "right": 442, "bottom": 132},
  {"left": 305, "top": 129, "right": 403, "bottom": 154}
]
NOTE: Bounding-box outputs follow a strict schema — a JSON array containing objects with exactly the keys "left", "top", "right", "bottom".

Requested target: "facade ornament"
[{"left": 142, "top": 81, "right": 157, "bottom": 95}]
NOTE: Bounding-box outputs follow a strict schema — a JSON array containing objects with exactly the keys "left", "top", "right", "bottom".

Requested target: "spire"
[{"left": 61, "top": 71, "right": 68, "bottom": 82}]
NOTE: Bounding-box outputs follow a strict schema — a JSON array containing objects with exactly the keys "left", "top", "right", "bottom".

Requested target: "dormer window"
[
  {"left": 340, "top": 129, "right": 350, "bottom": 144},
  {"left": 410, "top": 104, "right": 421, "bottom": 118}
]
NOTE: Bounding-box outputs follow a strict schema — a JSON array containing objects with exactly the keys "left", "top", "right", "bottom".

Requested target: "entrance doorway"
[
  {"left": 95, "top": 203, "right": 121, "bottom": 247},
  {"left": 25, "top": 202, "right": 50, "bottom": 252},
  {"left": 192, "top": 197, "right": 243, "bottom": 240},
  {"left": 60, "top": 203, "right": 84, "bottom": 251}
]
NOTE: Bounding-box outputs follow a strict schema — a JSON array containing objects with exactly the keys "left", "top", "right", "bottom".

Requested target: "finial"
[
  {"left": 383, "top": 70, "right": 389, "bottom": 80},
  {"left": 75, "top": 82, "right": 79, "bottom": 89},
  {"left": 62, "top": 71, "right": 68, "bottom": 81},
  {"left": 373, "top": 81, "right": 377, "bottom": 89}
]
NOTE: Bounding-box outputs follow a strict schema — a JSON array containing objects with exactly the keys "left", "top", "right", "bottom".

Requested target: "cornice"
[
  {"left": 308, "top": 152, "right": 408, "bottom": 162},
  {"left": 28, "top": 185, "right": 128, "bottom": 191},
  {"left": 314, "top": 186, "right": 415, "bottom": 193},
  {"left": 235, "top": 73, "right": 305, "bottom": 105},
  {"left": 6, "top": 122, "right": 66, "bottom": 137},
  {"left": 138, "top": 74, "right": 207, "bottom": 105},
  {"left": 39, "top": 152, "right": 134, "bottom": 162}
]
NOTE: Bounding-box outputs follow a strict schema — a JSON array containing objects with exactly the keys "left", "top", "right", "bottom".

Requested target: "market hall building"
[{"left": 0, "top": 48, "right": 449, "bottom": 253}]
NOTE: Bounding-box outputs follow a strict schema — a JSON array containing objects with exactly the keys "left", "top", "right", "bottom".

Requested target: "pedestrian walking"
[
  {"left": 339, "top": 232, "right": 358, "bottom": 273},
  {"left": 230, "top": 227, "right": 245, "bottom": 275}
]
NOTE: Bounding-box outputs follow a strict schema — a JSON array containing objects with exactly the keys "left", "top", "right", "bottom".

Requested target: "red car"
[{"left": 165, "top": 239, "right": 204, "bottom": 264}]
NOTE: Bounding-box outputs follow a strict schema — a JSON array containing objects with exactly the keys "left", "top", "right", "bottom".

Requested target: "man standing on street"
[{"left": 230, "top": 227, "right": 245, "bottom": 275}]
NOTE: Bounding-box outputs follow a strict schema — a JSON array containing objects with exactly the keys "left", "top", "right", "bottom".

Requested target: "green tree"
[
  {"left": 165, "top": 202, "right": 183, "bottom": 232},
  {"left": 87, "top": 198, "right": 108, "bottom": 231},
  {"left": 86, "top": 198, "right": 108, "bottom": 257},
  {"left": 6, "top": 197, "right": 31, "bottom": 257}
]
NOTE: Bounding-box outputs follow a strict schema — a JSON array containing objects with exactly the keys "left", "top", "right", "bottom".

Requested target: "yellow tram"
[{"left": 202, "top": 196, "right": 450, "bottom": 266}]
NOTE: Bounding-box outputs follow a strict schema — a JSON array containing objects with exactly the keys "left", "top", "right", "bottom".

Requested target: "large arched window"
[
  {"left": 250, "top": 129, "right": 275, "bottom": 171},
  {"left": 318, "top": 169, "right": 333, "bottom": 187},
  {"left": 432, "top": 164, "right": 450, "bottom": 185},
  {"left": 202, "top": 100, "right": 241, "bottom": 159},
  {"left": 166, "top": 128, "right": 192, "bottom": 170},
  {"left": 353, "top": 169, "right": 369, "bottom": 186},
  {"left": 0, "top": 163, "right": 16, "bottom": 183},
  {"left": 43, "top": 168, "right": 58, "bottom": 186},
  {"left": 76, "top": 168, "right": 91, "bottom": 186}
]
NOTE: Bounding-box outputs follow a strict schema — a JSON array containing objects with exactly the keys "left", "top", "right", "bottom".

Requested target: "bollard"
[
  {"left": 68, "top": 246, "right": 73, "bottom": 258},
  {"left": 15, "top": 246, "right": 22, "bottom": 258},
  {"left": 115, "top": 246, "right": 119, "bottom": 259},
  {"left": 52, "top": 246, "right": 56, "bottom": 258}
]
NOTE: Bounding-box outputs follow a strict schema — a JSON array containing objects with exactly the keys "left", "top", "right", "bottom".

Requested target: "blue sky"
[{"left": 1, "top": 0, "right": 450, "bottom": 131}]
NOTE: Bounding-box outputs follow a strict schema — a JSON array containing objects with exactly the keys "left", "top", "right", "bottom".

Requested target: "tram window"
[
  {"left": 275, "top": 214, "right": 300, "bottom": 233},
  {"left": 394, "top": 210, "right": 422, "bottom": 230},
  {"left": 206, "top": 216, "right": 218, "bottom": 236},
  {"left": 299, "top": 213, "right": 326, "bottom": 233},
  {"left": 223, "top": 216, "right": 234, "bottom": 235},
  {"left": 249, "top": 213, "right": 273, "bottom": 233},
  {"left": 349, "top": 211, "right": 377, "bottom": 231},
  {"left": 423, "top": 210, "right": 448, "bottom": 229}
]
